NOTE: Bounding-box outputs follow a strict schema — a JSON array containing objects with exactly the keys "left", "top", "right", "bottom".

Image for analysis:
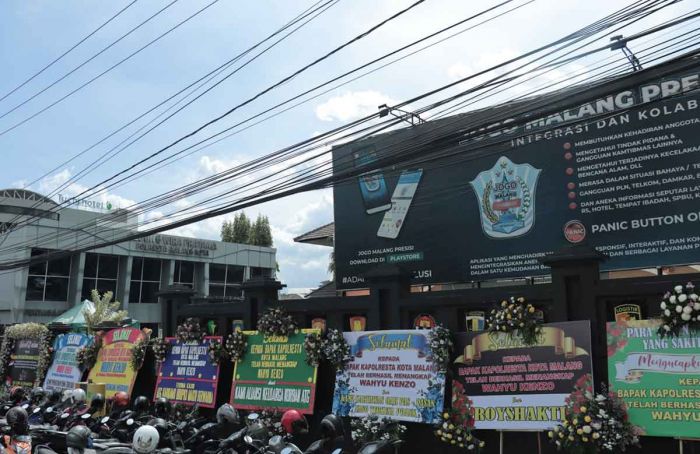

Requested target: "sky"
[{"left": 0, "top": 0, "right": 695, "bottom": 293}]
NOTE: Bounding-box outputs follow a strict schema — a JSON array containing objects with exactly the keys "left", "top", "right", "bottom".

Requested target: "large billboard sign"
[
  {"left": 333, "top": 60, "right": 700, "bottom": 287},
  {"left": 453, "top": 321, "right": 592, "bottom": 430},
  {"left": 607, "top": 319, "right": 700, "bottom": 438},
  {"left": 332, "top": 330, "right": 445, "bottom": 424}
]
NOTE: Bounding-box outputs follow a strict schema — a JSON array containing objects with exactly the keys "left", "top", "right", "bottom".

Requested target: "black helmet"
[
  {"left": 154, "top": 397, "right": 171, "bottom": 418},
  {"left": 48, "top": 389, "right": 62, "bottom": 404},
  {"left": 6, "top": 406, "right": 29, "bottom": 435},
  {"left": 216, "top": 404, "right": 239, "bottom": 425},
  {"left": 90, "top": 393, "right": 105, "bottom": 411},
  {"left": 31, "top": 387, "right": 46, "bottom": 404},
  {"left": 320, "top": 414, "right": 343, "bottom": 440},
  {"left": 67, "top": 425, "right": 93, "bottom": 449},
  {"left": 9, "top": 386, "right": 25, "bottom": 403},
  {"left": 147, "top": 417, "right": 169, "bottom": 441},
  {"left": 133, "top": 396, "right": 150, "bottom": 413}
]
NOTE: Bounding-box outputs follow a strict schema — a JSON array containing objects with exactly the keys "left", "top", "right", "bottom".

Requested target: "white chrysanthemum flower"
[
  {"left": 660, "top": 301, "right": 667, "bottom": 310},
  {"left": 670, "top": 295, "right": 677, "bottom": 304},
  {"left": 675, "top": 285, "right": 683, "bottom": 294},
  {"left": 676, "top": 305, "right": 683, "bottom": 313},
  {"left": 681, "top": 313, "right": 691, "bottom": 321}
]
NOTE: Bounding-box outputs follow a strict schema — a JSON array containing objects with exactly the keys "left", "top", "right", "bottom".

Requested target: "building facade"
[{"left": 0, "top": 189, "right": 276, "bottom": 329}]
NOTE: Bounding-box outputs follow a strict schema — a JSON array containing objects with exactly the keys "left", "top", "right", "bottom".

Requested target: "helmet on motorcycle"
[
  {"left": 6, "top": 406, "right": 29, "bottom": 435},
  {"left": 320, "top": 414, "right": 344, "bottom": 440},
  {"left": 216, "top": 403, "right": 239, "bottom": 425},
  {"left": 31, "top": 387, "right": 46, "bottom": 404},
  {"left": 9, "top": 386, "right": 25, "bottom": 402},
  {"left": 67, "top": 424, "right": 93, "bottom": 449},
  {"left": 62, "top": 389, "right": 73, "bottom": 402},
  {"left": 154, "top": 397, "right": 171, "bottom": 418},
  {"left": 147, "top": 417, "right": 169, "bottom": 439},
  {"left": 48, "top": 389, "right": 62, "bottom": 404},
  {"left": 112, "top": 391, "right": 129, "bottom": 408},
  {"left": 134, "top": 395, "right": 150, "bottom": 413},
  {"left": 90, "top": 393, "right": 105, "bottom": 411},
  {"left": 132, "top": 425, "right": 160, "bottom": 454},
  {"left": 246, "top": 422, "right": 269, "bottom": 441},
  {"left": 281, "top": 409, "right": 308, "bottom": 436},
  {"left": 72, "top": 388, "right": 87, "bottom": 403}
]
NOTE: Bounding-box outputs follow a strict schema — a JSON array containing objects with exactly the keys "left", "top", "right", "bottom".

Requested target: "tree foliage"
[
  {"left": 250, "top": 214, "right": 273, "bottom": 247},
  {"left": 221, "top": 212, "right": 255, "bottom": 244}
]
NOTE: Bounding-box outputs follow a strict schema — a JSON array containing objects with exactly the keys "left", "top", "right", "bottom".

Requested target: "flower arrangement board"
[
  {"left": 87, "top": 327, "right": 145, "bottom": 397},
  {"left": 453, "top": 321, "right": 592, "bottom": 430},
  {"left": 230, "top": 329, "right": 319, "bottom": 414},
  {"left": 7, "top": 338, "right": 42, "bottom": 388},
  {"left": 607, "top": 319, "right": 700, "bottom": 438},
  {"left": 44, "top": 333, "right": 92, "bottom": 392},
  {"left": 332, "top": 330, "right": 446, "bottom": 424},
  {"left": 155, "top": 337, "right": 221, "bottom": 408}
]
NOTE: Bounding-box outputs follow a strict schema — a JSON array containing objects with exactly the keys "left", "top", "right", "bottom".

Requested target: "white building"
[{"left": 0, "top": 189, "right": 276, "bottom": 331}]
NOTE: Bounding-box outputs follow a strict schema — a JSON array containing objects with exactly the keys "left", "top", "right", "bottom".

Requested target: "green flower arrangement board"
[
  {"left": 607, "top": 319, "right": 700, "bottom": 438},
  {"left": 230, "top": 329, "right": 319, "bottom": 414}
]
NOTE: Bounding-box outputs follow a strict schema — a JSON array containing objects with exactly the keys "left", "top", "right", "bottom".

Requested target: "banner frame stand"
[{"left": 498, "top": 430, "right": 544, "bottom": 454}]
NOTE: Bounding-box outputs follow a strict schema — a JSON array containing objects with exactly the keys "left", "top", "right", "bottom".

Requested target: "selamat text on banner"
[
  {"left": 231, "top": 330, "right": 318, "bottom": 414},
  {"left": 332, "top": 330, "right": 445, "bottom": 424},
  {"left": 44, "top": 333, "right": 92, "bottom": 392},
  {"left": 607, "top": 319, "right": 700, "bottom": 437},
  {"left": 453, "top": 321, "right": 592, "bottom": 430},
  {"left": 87, "top": 327, "right": 145, "bottom": 397},
  {"left": 155, "top": 337, "right": 221, "bottom": 408}
]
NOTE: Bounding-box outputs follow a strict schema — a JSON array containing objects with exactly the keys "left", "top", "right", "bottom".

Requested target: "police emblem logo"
[
  {"left": 614, "top": 304, "right": 642, "bottom": 322},
  {"left": 413, "top": 314, "right": 436, "bottom": 329},
  {"left": 465, "top": 311, "right": 485, "bottom": 332},
  {"left": 470, "top": 156, "right": 541, "bottom": 239}
]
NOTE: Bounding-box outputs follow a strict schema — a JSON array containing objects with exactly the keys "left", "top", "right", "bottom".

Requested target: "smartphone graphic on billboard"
[
  {"left": 354, "top": 147, "right": 391, "bottom": 214},
  {"left": 377, "top": 169, "right": 423, "bottom": 239}
]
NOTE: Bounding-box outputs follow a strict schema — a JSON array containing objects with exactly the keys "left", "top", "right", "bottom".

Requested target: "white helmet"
[
  {"left": 62, "top": 390, "right": 73, "bottom": 402},
  {"left": 133, "top": 425, "right": 160, "bottom": 454},
  {"left": 72, "top": 389, "right": 86, "bottom": 403}
]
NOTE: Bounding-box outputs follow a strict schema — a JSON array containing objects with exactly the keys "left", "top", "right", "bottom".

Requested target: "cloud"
[{"left": 315, "top": 90, "right": 398, "bottom": 122}]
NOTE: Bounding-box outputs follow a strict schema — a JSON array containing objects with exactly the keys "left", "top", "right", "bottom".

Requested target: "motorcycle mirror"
[
  {"left": 33, "top": 408, "right": 41, "bottom": 414},
  {"left": 21, "top": 404, "right": 29, "bottom": 410},
  {"left": 61, "top": 413, "right": 69, "bottom": 419},
  {"left": 281, "top": 449, "right": 293, "bottom": 454},
  {"left": 247, "top": 413, "right": 259, "bottom": 421},
  {"left": 126, "top": 418, "right": 134, "bottom": 426},
  {"left": 331, "top": 450, "right": 342, "bottom": 454},
  {"left": 81, "top": 413, "right": 92, "bottom": 420},
  {"left": 101, "top": 416, "right": 110, "bottom": 424},
  {"left": 243, "top": 435, "right": 253, "bottom": 445}
]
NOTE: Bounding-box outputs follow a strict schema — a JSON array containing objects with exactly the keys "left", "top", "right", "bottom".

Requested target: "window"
[
  {"left": 250, "top": 266, "right": 272, "bottom": 278},
  {"left": 25, "top": 248, "right": 72, "bottom": 302},
  {"left": 82, "top": 253, "right": 120, "bottom": 300},
  {"left": 174, "top": 260, "right": 194, "bottom": 288},
  {"left": 208, "top": 264, "right": 244, "bottom": 299},
  {"left": 130, "top": 257, "right": 162, "bottom": 303}
]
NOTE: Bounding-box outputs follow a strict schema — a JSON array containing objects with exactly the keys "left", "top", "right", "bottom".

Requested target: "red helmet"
[
  {"left": 112, "top": 391, "right": 129, "bottom": 408},
  {"left": 281, "top": 409, "right": 308, "bottom": 435}
]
